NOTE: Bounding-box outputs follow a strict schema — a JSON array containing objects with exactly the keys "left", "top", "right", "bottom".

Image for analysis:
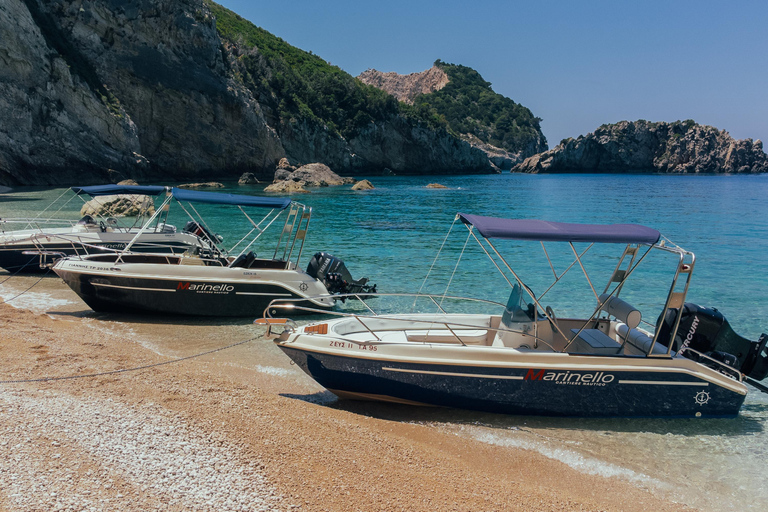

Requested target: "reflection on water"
[{"left": 3, "top": 173, "right": 768, "bottom": 511}]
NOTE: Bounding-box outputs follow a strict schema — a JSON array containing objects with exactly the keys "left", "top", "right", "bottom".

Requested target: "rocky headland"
[
  {"left": 513, "top": 120, "right": 767, "bottom": 174},
  {"left": 0, "top": 0, "right": 498, "bottom": 187},
  {"left": 359, "top": 63, "right": 547, "bottom": 170}
]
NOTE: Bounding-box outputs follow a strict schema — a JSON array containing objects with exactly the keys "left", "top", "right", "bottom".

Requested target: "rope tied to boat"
[{"left": 0, "top": 336, "right": 261, "bottom": 385}]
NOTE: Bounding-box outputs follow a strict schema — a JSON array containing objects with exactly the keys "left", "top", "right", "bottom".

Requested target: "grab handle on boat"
[{"left": 254, "top": 317, "right": 297, "bottom": 336}]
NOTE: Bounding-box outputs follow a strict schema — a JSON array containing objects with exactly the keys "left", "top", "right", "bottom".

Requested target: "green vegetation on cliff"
[
  {"left": 206, "top": 1, "right": 400, "bottom": 138},
  {"left": 409, "top": 60, "right": 547, "bottom": 153}
]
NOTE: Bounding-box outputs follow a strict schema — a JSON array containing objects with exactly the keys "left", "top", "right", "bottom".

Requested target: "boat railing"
[
  {"left": 677, "top": 346, "right": 743, "bottom": 382},
  {"left": 262, "top": 293, "right": 558, "bottom": 350},
  {"left": 1, "top": 217, "right": 79, "bottom": 234}
]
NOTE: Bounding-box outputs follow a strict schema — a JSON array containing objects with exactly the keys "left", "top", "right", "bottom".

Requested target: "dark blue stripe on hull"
[
  {"left": 280, "top": 347, "right": 745, "bottom": 418},
  {"left": 58, "top": 272, "right": 329, "bottom": 317}
]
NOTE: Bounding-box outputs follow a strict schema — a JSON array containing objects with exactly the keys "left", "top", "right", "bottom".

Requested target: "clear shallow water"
[{"left": 2, "top": 173, "right": 768, "bottom": 511}]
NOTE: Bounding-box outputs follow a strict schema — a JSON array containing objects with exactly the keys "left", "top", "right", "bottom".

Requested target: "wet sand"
[{"left": 0, "top": 293, "right": 695, "bottom": 511}]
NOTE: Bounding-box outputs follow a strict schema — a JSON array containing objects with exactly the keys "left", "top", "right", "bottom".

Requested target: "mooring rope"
[
  {"left": 0, "top": 335, "right": 262, "bottom": 385},
  {"left": 0, "top": 256, "right": 50, "bottom": 305}
]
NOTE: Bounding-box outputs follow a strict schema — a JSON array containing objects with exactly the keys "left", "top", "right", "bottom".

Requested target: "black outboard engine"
[
  {"left": 182, "top": 221, "right": 223, "bottom": 245},
  {"left": 306, "top": 252, "right": 376, "bottom": 300},
  {"left": 658, "top": 303, "right": 768, "bottom": 381}
]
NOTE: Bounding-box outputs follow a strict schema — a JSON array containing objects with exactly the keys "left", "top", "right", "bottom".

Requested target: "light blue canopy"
[
  {"left": 170, "top": 187, "right": 291, "bottom": 209},
  {"left": 72, "top": 185, "right": 168, "bottom": 196}
]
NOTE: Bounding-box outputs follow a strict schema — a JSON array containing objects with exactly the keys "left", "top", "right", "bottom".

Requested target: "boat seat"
[
  {"left": 405, "top": 329, "right": 488, "bottom": 344},
  {"left": 616, "top": 323, "right": 672, "bottom": 355},
  {"left": 229, "top": 251, "right": 257, "bottom": 268},
  {"left": 569, "top": 328, "right": 622, "bottom": 354}
]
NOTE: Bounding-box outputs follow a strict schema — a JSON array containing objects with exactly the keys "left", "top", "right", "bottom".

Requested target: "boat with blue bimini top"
[
  {"left": 0, "top": 185, "right": 216, "bottom": 273},
  {"left": 53, "top": 187, "right": 374, "bottom": 317},
  {"left": 265, "top": 213, "right": 768, "bottom": 418}
]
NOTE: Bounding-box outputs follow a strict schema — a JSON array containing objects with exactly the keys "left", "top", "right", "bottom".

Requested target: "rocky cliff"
[
  {"left": 0, "top": 0, "right": 492, "bottom": 186},
  {"left": 359, "top": 63, "right": 548, "bottom": 170},
  {"left": 358, "top": 67, "right": 450, "bottom": 105},
  {"left": 513, "top": 120, "right": 768, "bottom": 174}
]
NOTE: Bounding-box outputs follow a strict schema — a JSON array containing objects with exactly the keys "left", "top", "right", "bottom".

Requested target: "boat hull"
[
  {"left": 278, "top": 344, "right": 747, "bottom": 418},
  {"left": 54, "top": 260, "right": 334, "bottom": 317},
  {"left": 0, "top": 235, "right": 202, "bottom": 273}
]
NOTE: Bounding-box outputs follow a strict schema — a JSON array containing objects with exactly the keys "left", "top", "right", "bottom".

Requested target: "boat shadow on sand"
[{"left": 280, "top": 391, "right": 767, "bottom": 436}]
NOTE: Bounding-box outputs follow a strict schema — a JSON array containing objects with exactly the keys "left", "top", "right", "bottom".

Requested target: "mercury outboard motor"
[
  {"left": 306, "top": 252, "right": 376, "bottom": 300},
  {"left": 182, "top": 221, "right": 223, "bottom": 245},
  {"left": 658, "top": 303, "right": 768, "bottom": 382}
]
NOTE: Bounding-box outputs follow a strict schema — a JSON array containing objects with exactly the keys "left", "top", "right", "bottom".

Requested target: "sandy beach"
[{"left": 0, "top": 296, "right": 695, "bottom": 511}]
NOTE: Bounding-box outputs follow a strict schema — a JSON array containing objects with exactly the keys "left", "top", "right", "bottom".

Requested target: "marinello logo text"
[
  {"left": 177, "top": 282, "right": 234, "bottom": 294},
  {"left": 524, "top": 369, "right": 614, "bottom": 386}
]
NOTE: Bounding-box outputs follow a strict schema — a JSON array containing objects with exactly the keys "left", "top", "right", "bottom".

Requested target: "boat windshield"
[{"left": 501, "top": 283, "right": 536, "bottom": 324}]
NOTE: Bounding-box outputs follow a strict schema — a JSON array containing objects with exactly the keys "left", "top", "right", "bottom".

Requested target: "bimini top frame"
[
  {"left": 118, "top": 187, "right": 305, "bottom": 267},
  {"left": 456, "top": 213, "right": 694, "bottom": 358}
]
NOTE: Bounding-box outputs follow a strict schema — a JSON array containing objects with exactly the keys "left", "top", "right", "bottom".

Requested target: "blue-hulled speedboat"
[{"left": 267, "top": 213, "right": 768, "bottom": 418}]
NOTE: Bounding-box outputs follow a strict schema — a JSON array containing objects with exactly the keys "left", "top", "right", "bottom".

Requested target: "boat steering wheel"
[{"left": 545, "top": 305, "right": 558, "bottom": 330}]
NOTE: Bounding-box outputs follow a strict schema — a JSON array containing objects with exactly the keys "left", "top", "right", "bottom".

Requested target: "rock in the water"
[
  {"left": 277, "top": 158, "right": 296, "bottom": 171},
  {"left": 238, "top": 173, "right": 259, "bottom": 185},
  {"left": 273, "top": 163, "right": 348, "bottom": 187},
  {"left": 263, "top": 180, "right": 309, "bottom": 194},
  {"left": 352, "top": 179, "right": 374, "bottom": 190},
  {"left": 426, "top": 183, "right": 447, "bottom": 189},
  {"left": 512, "top": 120, "right": 768, "bottom": 174},
  {"left": 80, "top": 195, "right": 154, "bottom": 217},
  {"left": 117, "top": 179, "right": 139, "bottom": 186},
  {"left": 178, "top": 182, "right": 225, "bottom": 189}
]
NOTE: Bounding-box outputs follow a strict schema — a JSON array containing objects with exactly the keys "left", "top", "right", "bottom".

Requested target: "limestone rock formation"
[
  {"left": 178, "top": 182, "right": 225, "bottom": 189},
  {"left": 274, "top": 163, "right": 352, "bottom": 187},
  {"left": 263, "top": 180, "right": 309, "bottom": 194},
  {"left": 358, "top": 67, "right": 449, "bottom": 105},
  {"left": 513, "top": 120, "right": 768, "bottom": 174},
  {"left": 351, "top": 179, "right": 374, "bottom": 191},
  {"left": 80, "top": 194, "right": 154, "bottom": 217},
  {"left": 0, "top": 1, "right": 494, "bottom": 186},
  {"left": 426, "top": 183, "right": 447, "bottom": 189},
  {"left": 238, "top": 173, "right": 259, "bottom": 185}
]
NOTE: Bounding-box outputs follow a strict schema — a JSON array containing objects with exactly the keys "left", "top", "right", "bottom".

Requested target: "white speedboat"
[
  {"left": 53, "top": 187, "right": 374, "bottom": 317},
  {"left": 0, "top": 185, "right": 213, "bottom": 273},
  {"left": 267, "top": 214, "right": 768, "bottom": 418}
]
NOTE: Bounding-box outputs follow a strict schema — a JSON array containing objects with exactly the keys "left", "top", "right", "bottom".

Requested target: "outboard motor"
[
  {"left": 306, "top": 252, "right": 376, "bottom": 300},
  {"left": 658, "top": 303, "right": 768, "bottom": 381},
  {"left": 182, "top": 221, "right": 223, "bottom": 245}
]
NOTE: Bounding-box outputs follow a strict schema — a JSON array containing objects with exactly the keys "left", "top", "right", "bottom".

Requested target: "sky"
[{"left": 214, "top": 0, "right": 768, "bottom": 149}]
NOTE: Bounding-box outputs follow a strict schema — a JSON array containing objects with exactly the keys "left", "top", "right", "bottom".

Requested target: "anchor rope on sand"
[
  {"left": 0, "top": 255, "right": 50, "bottom": 305},
  {"left": 0, "top": 336, "right": 262, "bottom": 385}
]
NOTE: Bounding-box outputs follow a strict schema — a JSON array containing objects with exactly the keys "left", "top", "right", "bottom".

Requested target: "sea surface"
[{"left": 2, "top": 173, "right": 768, "bottom": 511}]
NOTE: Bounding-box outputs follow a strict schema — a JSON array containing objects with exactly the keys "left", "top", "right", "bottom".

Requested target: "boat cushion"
[{"left": 616, "top": 323, "right": 671, "bottom": 355}]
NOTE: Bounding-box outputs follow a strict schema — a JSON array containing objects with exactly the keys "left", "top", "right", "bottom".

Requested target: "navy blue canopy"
[
  {"left": 170, "top": 187, "right": 291, "bottom": 209},
  {"left": 458, "top": 213, "right": 661, "bottom": 244},
  {"left": 72, "top": 185, "right": 167, "bottom": 196}
]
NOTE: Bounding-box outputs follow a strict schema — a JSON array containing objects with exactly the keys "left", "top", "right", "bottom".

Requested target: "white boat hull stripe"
[
  {"left": 618, "top": 380, "right": 709, "bottom": 386},
  {"left": 91, "top": 282, "right": 175, "bottom": 292},
  {"left": 383, "top": 367, "right": 524, "bottom": 380}
]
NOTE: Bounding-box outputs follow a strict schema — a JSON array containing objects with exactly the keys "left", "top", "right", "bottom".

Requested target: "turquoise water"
[{"left": 2, "top": 173, "right": 768, "bottom": 510}]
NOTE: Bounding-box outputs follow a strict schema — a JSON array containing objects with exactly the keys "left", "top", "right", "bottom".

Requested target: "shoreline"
[{"left": 0, "top": 299, "right": 694, "bottom": 511}]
